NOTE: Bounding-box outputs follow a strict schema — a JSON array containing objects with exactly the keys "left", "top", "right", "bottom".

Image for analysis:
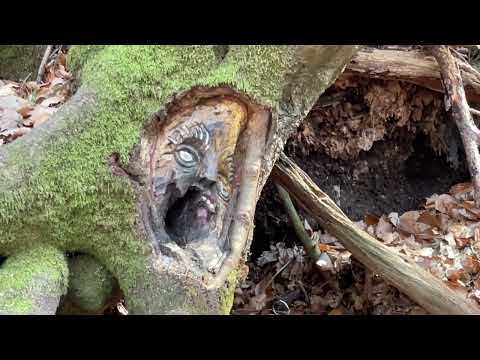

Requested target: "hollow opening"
[
  {"left": 164, "top": 187, "right": 216, "bottom": 246},
  {"left": 252, "top": 132, "right": 469, "bottom": 259}
]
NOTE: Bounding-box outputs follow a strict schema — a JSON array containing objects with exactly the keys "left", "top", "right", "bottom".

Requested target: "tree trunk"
[{"left": 0, "top": 45, "right": 359, "bottom": 314}]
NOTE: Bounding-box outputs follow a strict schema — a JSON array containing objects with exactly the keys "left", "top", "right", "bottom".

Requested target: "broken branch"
[
  {"left": 272, "top": 153, "right": 480, "bottom": 315},
  {"left": 36, "top": 45, "right": 53, "bottom": 83},
  {"left": 345, "top": 48, "right": 480, "bottom": 103},
  {"left": 426, "top": 45, "right": 480, "bottom": 207}
]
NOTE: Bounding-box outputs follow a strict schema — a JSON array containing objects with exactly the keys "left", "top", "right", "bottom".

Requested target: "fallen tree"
[
  {"left": 0, "top": 45, "right": 359, "bottom": 314},
  {"left": 344, "top": 47, "right": 480, "bottom": 104}
]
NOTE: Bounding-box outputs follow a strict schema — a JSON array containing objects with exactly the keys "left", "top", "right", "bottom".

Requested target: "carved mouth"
[{"left": 164, "top": 185, "right": 217, "bottom": 246}]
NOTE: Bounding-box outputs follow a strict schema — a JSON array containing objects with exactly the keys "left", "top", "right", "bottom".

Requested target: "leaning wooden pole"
[
  {"left": 426, "top": 45, "right": 480, "bottom": 207},
  {"left": 272, "top": 153, "right": 480, "bottom": 315}
]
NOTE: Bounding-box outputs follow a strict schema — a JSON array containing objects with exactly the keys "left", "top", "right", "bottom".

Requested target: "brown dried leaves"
[
  {"left": 0, "top": 50, "right": 72, "bottom": 145},
  {"left": 234, "top": 181, "right": 480, "bottom": 315},
  {"left": 296, "top": 78, "right": 446, "bottom": 160}
]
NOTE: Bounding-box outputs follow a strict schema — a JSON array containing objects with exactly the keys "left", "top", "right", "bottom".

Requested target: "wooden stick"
[
  {"left": 272, "top": 153, "right": 480, "bottom": 315},
  {"left": 426, "top": 46, "right": 480, "bottom": 207},
  {"left": 36, "top": 45, "right": 53, "bottom": 83},
  {"left": 275, "top": 182, "right": 321, "bottom": 261},
  {"left": 344, "top": 48, "right": 480, "bottom": 103}
]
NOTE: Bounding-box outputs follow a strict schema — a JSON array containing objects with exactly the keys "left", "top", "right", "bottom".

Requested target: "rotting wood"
[
  {"left": 272, "top": 153, "right": 480, "bottom": 315},
  {"left": 344, "top": 48, "right": 480, "bottom": 103}
]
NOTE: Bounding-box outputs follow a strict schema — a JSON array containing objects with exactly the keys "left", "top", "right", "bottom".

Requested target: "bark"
[
  {"left": 344, "top": 47, "right": 480, "bottom": 104},
  {"left": 0, "top": 45, "right": 359, "bottom": 314},
  {"left": 272, "top": 153, "right": 480, "bottom": 315}
]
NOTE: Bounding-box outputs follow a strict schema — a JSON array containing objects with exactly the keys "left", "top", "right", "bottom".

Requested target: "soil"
[{"left": 252, "top": 88, "right": 470, "bottom": 258}]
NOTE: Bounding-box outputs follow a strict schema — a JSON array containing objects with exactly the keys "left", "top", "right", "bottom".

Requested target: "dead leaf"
[
  {"left": 16, "top": 103, "right": 34, "bottom": 118},
  {"left": 29, "top": 106, "right": 56, "bottom": 127},
  {"left": 316, "top": 253, "right": 334, "bottom": 272},
  {"left": 376, "top": 215, "right": 393, "bottom": 240},
  {"left": 0, "top": 127, "right": 31, "bottom": 143},
  {"left": 365, "top": 214, "right": 379, "bottom": 226},
  {"left": 426, "top": 194, "right": 458, "bottom": 214},
  {"left": 328, "top": 306, "right": 347, "bottom": 315},
  {"left": 388, "top": 212, "right": 400, "bottom": 227},
  {"left": 462, "top": 256, "right": 480, "bottom": 274},
  {"left": 450, "top": 182, "right": 474, "bottom": 201}
]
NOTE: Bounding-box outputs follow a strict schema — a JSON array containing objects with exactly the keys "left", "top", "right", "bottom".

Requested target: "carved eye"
[
  {"left": 175, "top": 145, "right": 199, "bottom": 168},
  {"left": 217, "top": 179, "right": 230, "bottom": 202}
]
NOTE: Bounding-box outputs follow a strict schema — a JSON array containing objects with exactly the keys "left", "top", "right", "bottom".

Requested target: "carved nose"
[
  {"left": 203, "top": 163, "right": 218, "bottom": 182},
  {"left": 200, "top": 154, "right": 218, "bottom": 183}
]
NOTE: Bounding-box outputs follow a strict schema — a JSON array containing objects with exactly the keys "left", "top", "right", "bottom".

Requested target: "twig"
[
  {"left": 275, "top": 182, "right": 322, "bottom": 261},
  {"left": 36, "top": 45, "right": 53, "bottom": 83},
  {"left": 426, "top": 45, "right": 480, "bottom": 207},
  {"left": 267, "top": 258, "right": 293, "bottom": 289}
]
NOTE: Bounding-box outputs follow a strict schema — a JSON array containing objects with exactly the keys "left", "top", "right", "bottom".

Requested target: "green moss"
[
  {"left": 66, "top": 45, "right": 105, "bottom": 77},
  {"left": 219, "top": 269, "right": 239, "bottom": 315},
  {"left": 0, "top": 246, "right": 68, "bottom": 314},
  {"left": 67, "top": 254, "right": 117, "bottom": 312},
  {"left": 0, "top": 45, "right": 343, "bottom": 313},
  {"left": 1, "top": 46, "right": 299, "bottom": 285}
]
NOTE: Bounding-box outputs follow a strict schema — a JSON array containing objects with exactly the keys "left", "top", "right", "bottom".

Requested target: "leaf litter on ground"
[
  {"left": 0, "top": 48, "right": 72, "bottom": 145},
  {"left": 232, "top": 181, "right": 480, "bottom": 315}
]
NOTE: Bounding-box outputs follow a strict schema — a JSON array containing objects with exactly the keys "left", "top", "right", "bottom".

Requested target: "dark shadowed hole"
[
  {"left": 165, "top": 188, "right": 202, "bottom": 245},
  {"left": 0, "top": 255, "right": 5, "bottom": 267}
]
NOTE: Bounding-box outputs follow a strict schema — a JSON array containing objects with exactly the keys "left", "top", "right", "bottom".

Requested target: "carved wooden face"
[{"left": 146, "top": 98, "right": 248, "bottom": 271}]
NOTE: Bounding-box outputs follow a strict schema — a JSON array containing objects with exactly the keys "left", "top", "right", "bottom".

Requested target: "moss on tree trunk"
[{"left": 0, "top": 45, "right": 358, "bottom": 314}]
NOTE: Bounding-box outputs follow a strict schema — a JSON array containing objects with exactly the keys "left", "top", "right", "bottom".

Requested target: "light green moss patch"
[
  {"left": 67, "top": 254, "right": 117, "bottom": 312},
  {"left": 0, "top": 246, "right": 68, "bottom": 314},
  {"left": 219, "top": 269, "right": 239, "bottom": 315}
]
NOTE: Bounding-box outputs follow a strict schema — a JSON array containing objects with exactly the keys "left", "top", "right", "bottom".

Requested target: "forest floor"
[
  {"left": 2, "top": 46, "right": 480, "bottom": 315},
  {"left": 235, "top": 67, "right": 480, "bottom": 315}
]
